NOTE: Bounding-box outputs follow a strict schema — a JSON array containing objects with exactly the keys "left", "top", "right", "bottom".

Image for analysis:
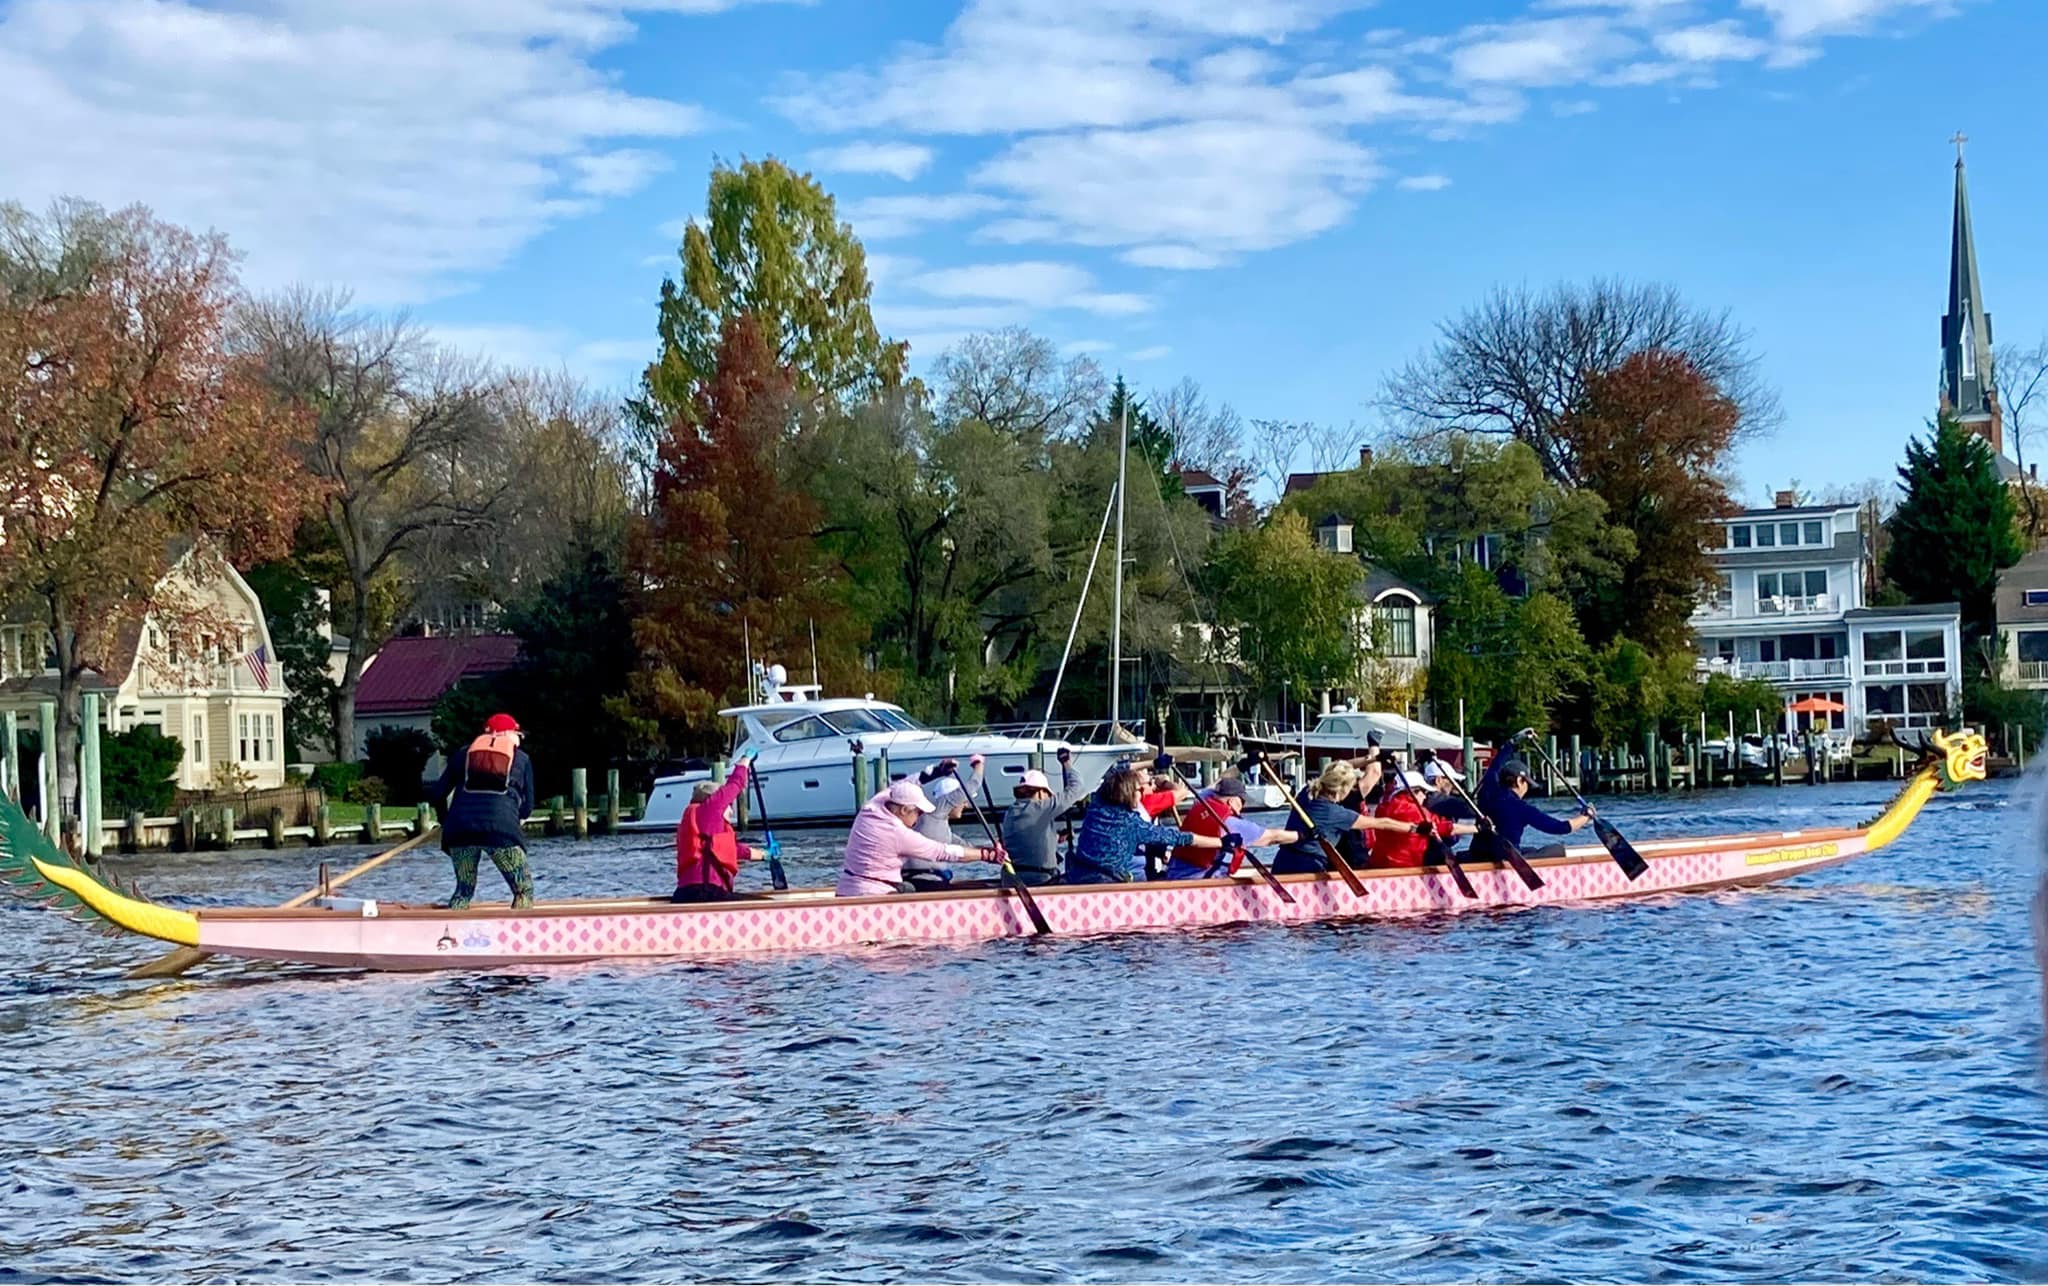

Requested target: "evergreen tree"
[{"left": 1885, "top": 413, "right": 2022, "bottom": 643}]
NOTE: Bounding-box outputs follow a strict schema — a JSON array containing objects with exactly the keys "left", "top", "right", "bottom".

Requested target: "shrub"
[
  {"left": 213, "top": 761, "right": 256, "bottom": 795},
  {"left": 312, "top": 760, "right": 363, "bottom": 800},
  {"left": 364, "top": 726, "right": 436, "bottom": 805},
  {"left": 100, "top": 725, "right": 184, "bottom": 816},
  {"left": 345, "top": 775, "right": 388, "bottom": 805}
]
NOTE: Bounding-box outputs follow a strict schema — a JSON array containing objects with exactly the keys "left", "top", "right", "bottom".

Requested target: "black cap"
[{"left": 1494, "top": 756, "right": 1531, "bottom": 779}]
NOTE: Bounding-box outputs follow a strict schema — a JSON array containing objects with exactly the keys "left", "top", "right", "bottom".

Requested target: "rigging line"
[{"left": 1039, "top": 480, "right": 1118, "bottom": 740}]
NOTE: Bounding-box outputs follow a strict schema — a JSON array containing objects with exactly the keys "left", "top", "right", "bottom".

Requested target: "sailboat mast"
[{"left": 1111, "top": 391, "right": 1127, "bottom": 734}]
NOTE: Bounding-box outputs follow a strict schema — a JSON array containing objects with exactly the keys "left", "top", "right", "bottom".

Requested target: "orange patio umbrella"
[{"left": 1786, "top": 696, "right": 1847, "bottom": 714}]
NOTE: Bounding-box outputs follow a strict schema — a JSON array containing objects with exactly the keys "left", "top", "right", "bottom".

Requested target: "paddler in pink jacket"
[{"left": 836, "top": 779, "right": 1004, "bottom": 896}]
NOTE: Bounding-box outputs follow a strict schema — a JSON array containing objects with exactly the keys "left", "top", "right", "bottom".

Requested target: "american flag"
[{"left": 242, "top": 644, "right": 271, "bottom": 691}]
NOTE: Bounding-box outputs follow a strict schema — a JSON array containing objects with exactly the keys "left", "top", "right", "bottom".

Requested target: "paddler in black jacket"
[{"left": 429, "top": 712, "right": 538, "bottom": 910}]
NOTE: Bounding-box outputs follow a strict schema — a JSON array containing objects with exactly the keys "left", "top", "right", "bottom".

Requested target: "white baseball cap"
[
  {"left": 884, "top": 780, "right": 936, "bottom": 813},
  {"left": 1016, "top": 769, "right": 1052, "bottom": 793},
  {"left": 1398, "top": 771, "right": 1432, "bottom": 793}
]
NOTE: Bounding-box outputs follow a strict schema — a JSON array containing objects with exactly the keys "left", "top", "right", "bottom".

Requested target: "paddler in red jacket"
[
  {"left": 673, "top": 750, "right": 764, "bottom": 902},
  {"left": 1369, "top": 770, "right": 1477, "bottom": 868}
]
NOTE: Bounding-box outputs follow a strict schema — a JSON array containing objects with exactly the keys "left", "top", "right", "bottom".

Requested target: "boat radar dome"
[{"left": 768, "top": 663, "right": 788, "bottom": 685}]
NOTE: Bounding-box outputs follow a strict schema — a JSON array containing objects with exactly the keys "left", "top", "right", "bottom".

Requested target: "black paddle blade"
[
  {"left": 1243, "top": 854, "right": 1297, "bottom": 904},
  {"left": 1497, "top": 838, "right": 1545, "bottom": 891},
  {"left": 1594, "top": 816, "right": 1649, "bottom": 880},
  {"left": 1001, "top": 863, "right": 1052, "bottom": 935},
  {"left": 1426, "top": 834, "right": 1477, "bottom": 899},
  {"left": 768, "top": 857, "right": 789, "bottom": 892}
]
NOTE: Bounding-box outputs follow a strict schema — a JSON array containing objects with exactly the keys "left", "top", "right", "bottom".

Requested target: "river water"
[{"left": 2, "top": 778, "right": 2043, "bottom": 1283}]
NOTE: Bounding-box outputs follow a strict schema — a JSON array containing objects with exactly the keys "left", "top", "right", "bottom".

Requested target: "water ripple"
[{"left": 1, "top": 780, "right": 2044, "bottom": 1281}]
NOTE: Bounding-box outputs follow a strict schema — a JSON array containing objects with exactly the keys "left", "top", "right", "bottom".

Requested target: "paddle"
[
  {"left": 125, "top": 826, "right": 442, "bottom": 979},
  {"left": 1432, "top": 766, "right": 1544, "bottom": 891},
  {"left": 748, "top": 768, "right": 789, "bottom": 891},
  {"left": 1168, "top": 768, "right": 1296, "bottom": 904},
  {"left": 1248, "top": 757, "right": 1367, "bottom": 898},
  {"left": 955, "top": 770, "right": 1050, "bottom": 936},
  {"left": 1422, "top": 822, "right": 1478, "bottom": 900},
  {"left": 1514, "top": 732, "right": 1648, "bottom": 881}
]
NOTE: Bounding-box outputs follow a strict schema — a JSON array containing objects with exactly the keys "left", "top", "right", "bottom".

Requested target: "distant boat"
[
  {"left": 623, "top": 679, "right": 1132, "bottom": 829},
  {"left": 1238, "top": 709, "right": 1488, "bottom": 775}
]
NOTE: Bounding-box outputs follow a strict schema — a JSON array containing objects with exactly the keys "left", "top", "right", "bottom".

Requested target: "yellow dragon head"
[{"left": 1929, "top": 728, "right": 1988, "bottom": 790}]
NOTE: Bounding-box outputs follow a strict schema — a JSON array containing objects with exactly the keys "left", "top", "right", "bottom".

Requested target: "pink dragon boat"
[{"left": 1, "top": 731, "right": 1985, "bottom": 974}]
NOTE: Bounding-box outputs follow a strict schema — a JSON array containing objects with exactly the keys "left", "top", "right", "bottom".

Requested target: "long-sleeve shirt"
[
  {"left": 1068, "top": 800, "right": 1191, "bottom": 884},
  {"left": 1000, "top": 761, "right": 1087, "bottom": 877},
  {"left": 911, "top": 765, "right": 984, "bottom": 861},
  {"left": 432, "top": 748, "right": 536, "bottom": 852},
  {"left": 836, "top": 791, "right": 971, "bottom": 896},
  {"left": 1474, "top": 779, "right": 1574, "bottom": 850},
  {"left": 675, "top": 762, "right": 755, "bottom": 887}
]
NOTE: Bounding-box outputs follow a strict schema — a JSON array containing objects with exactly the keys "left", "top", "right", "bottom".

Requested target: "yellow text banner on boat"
[{"left": 1745, "top": 841, "right": 1841, "bottom": 868}]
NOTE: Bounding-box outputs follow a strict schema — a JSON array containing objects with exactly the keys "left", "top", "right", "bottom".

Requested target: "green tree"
[
  {"left": 1206, "top": 512, "right": 1360, "bottom": 701},
  {"left": 637, "top": 157, "right": 904, "bottom": 430},
  {"left": 243, "top": 555, "right": 339, "bottom": 762},
  {"left": 99, "top": 725, "right": 183, "bottom": 816},
  {"left": 1885, "top": 413, "right": 2023, "bottom": 644},
  {"left": 1428, "top": 567, "right": 1589, "bottom": 738}
]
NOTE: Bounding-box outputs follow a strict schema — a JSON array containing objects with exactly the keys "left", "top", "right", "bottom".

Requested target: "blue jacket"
[
  {"left": 1475, "top": 758, "right": 1573, "bottom": 850},
  {"left": 432, "top": 749, "right": 536, "bottom": 852},
  {"left": 1068, "top": 801, "right": 1190, "bottom": 883}
]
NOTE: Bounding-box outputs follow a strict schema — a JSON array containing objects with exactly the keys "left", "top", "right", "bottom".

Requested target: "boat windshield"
[
  {"left": 875, "top": 709, "right": 924, "bottom": 731},
  {"left": 821, "top": 708, "right": 893, "bottom": 735},
  {"left": 772, "top": 715, "right": 841, "bottom": 744}
]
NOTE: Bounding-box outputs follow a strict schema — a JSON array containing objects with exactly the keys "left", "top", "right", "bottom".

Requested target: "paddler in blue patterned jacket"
[{"left": 1067, "top": 761, "right": 1225, "bottom": 883}]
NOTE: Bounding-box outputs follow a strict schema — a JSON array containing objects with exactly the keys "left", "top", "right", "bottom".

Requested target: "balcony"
[
  {"left": 1756, "top": 593, "right": 1840, "bottom": 616},
  {"left": 1696, "top": 657, "right": 1848, "bottom": 682},
  {"left": 2016, "top": 660, "right": 2048, "bottom": 684}
]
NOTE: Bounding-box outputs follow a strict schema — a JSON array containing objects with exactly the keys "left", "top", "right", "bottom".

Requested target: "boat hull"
[{"left": 191, "top": 823, "right": 1880, "bottom": 971}]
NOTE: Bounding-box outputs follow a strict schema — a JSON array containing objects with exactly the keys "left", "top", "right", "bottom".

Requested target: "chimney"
[
  {"left": 1359, "top": 445, "right": 1374, "bottom": 468},
  {"left": 1774, "top": 489, "right": 1798, "bottom": 509}
]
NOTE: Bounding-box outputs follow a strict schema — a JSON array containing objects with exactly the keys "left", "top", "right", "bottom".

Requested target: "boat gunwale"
[{"left": 188, "top": 823, "right": 1869, "bottom": 923}]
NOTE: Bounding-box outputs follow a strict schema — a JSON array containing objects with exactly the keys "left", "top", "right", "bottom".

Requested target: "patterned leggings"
[{"left": 448, "top": 846, "right": 534, "bottom": 909}]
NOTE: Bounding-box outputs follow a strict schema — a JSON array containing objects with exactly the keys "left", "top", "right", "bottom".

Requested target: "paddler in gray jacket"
[
  {"left": 1000, "top": 747, "right": 1089, "bottom": 886},
  {"left": 904, "top": 754, "right": 985, "bottom": 891}
]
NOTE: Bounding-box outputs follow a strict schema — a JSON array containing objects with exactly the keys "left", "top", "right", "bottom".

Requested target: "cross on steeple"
[{"left": 1950, "top": 131, "right": 1968, "bottom": 164}]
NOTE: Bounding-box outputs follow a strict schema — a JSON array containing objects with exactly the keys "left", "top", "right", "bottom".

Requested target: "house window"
[
  {"left": 2019, "top": 631, "right": 2048, "bottom": 662},
  {"left": 1908, "top": 682, "right": 1948, "bottom": 716},
  {"left": 1755, "top": 524, "right": 1777, "bottom": 548},
  {"left": 190, "top": 715, "right": 204, "bottom": 768},
  {"left": 1730, "top": 525, "right": 1751, "bottom": 548},
  {"left": 1373, "top": 599, "right": 1418, "bottom": 658},
  {"left": 1778, "top": 522, "right": 1800, "bottom": 546},
  {"left": 2025, "top": 590, "right": 2048, "bottom": 607},
  {"left": 1715, "top": 638, "right": 1736, "bottom": 661},
  {"left": 237, "top": 713, "right": 252, "bottom": 763},
  {"left": 1803, "top": 520, "right": 1825, "bottom": 545},
  {"left": 265, "top": 714, "right": 277, "bottom": 763},
  {"left": 1866, "top": 683, "right": 1903, "bottom": 716},
  {"left": 1863, "top": 631, "right": 1903, "bottom": 662}
]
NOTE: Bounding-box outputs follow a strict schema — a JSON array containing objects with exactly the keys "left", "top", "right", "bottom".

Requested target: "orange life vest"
[
  {"left": 463, "top": 732, "right": 519, "bottom": 794},
  {"left": 675, "top": 801, "right": 742, "bottom": 890}
]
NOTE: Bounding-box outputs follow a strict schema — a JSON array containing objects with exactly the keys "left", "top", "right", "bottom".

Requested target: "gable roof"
[
  {"left": 1178, "top": 467, "right": 1223, "bottom": 490},
  {"left": 354, "top": 634, "right": 521, "bottom": 717}
]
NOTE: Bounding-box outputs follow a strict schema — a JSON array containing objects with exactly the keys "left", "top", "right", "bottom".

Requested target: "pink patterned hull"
[{"left": 192, "top": 828, "right": 1873, "bottom": 972}]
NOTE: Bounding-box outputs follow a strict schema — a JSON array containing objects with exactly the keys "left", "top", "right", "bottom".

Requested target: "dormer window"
[
  {"left": 1315, "top": 514, "right": 1353, "bottom": 555},
  {"left": 2025, "top": 590, "right": 2048, "bottom": 607}
]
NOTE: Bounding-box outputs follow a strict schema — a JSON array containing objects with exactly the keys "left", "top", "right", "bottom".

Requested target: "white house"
[
  {"left": 1691, "top": 499, "right": 1962, "bottom": 736},
  {"left": 1994, "top": 548, "right": 2048, "bottom": 689},
  {"left": 0, "top": 550, "right": 293, "bottom": 790}
]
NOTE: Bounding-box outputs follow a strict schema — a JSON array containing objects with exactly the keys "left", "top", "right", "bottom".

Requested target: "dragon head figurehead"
[{"left": 1930, "top": 727, "right": 1988, "bottom": 790}]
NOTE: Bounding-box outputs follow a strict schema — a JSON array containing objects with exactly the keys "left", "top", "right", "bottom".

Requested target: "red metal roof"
[{"left": 353, "top": 634, "right": 522, "bottom": 717}]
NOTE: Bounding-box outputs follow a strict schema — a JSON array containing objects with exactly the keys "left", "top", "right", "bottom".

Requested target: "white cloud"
[
  {"left": 1127, "top": 344, "right": 1172, "bottom": 362},
  {"left": 1398, "top": 173, "right": 1453, "bottom": 191},
  {"left": 1063, "top": 338, "right": 1114, "bottom": 354},
  {"left": 1451, "top": 17, "right": 1641, "bottom": 85},
  {"left": 0, "top": 0, "right": 732, "bottom": 303},
  {"left": 429, "top": 323, "right": 648, "bottom": 388},
  {"left": 908, "top": 260, "right": 1151, "bottom": 316},
  {"left": 1740, "top": 0, "right": 1951, "bottom": 41},
  {"left": 841, "top": 192, "right": 1008, "bottom": 239},
  {"left": 1122, "top": 245, "right": 1228, "bottom": 270},
  {"left": 974, "top": 119, "right": 1378, "bottom": 256},
  {"left": 1656, "top": 20, "right": 1772, "bottom": 60},
  {"left": 811, "top": 141, "right": 936, "bottom": 180}
]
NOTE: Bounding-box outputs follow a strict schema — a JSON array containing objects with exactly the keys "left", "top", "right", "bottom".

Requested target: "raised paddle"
[
  {"left": 125, "top": 826, "right": 442, "bottom": 979},
  {"left": 1432, "top": 766, "right": 1544, "bottom": 892},
  {"left": 1248, "top": 757, "right": 1367, "bottom": 898},
  {"left": 1514, "top": 732, "right": 1648, "bottom": 881},
  {"left": 955, "top": 770, "right": 1050, "bottom": 937},
  {"left": 748, "top": 768, "right": 789, "bottom": 891},
  {"left": 1169, "top": 763, "right": 1299, "bottom": 903}
]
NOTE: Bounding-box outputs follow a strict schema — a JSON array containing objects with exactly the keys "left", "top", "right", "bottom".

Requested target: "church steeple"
[{"left": 1940, "top": 132, "right": 2001, "bottom": 453}]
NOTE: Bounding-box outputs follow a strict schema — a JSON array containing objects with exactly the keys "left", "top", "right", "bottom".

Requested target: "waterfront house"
[
  {"left": 352, "top": 632, "right": 521, "bottom": 764},
  {"left": 0, "top": 551, "right": 292, "bottom": 791},
  {"left": 1692, "top": 498, "right": 1962, "bottom": 737},
  {"left": 1993, "top": 548, "right": 2048, "bottom": 689}
]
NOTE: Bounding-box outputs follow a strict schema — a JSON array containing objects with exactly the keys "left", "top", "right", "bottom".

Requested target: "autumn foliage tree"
[
  {"left": 1560, "top": 349, "right": 1740, "bottom": 651},
  {"left": 631, "top": 314, "right": 840, "bottom": 751},
  {"left": 0, "top": 199, "right": 317, "bottom": 816}
]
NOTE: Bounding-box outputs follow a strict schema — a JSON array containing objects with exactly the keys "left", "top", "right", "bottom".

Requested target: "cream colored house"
[{"left": 0, "top": 550, "right": 292, "bottom": 791}]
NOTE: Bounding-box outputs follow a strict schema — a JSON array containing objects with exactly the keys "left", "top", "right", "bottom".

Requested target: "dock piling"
[
  {"left": 363, "top": 803, "right": 381, "bottom": 845},
  {"left": 124, "top": 810, "right": 143, "bottom": 854},
  {"left": 266, "top": 807, "right": 285, "bottom": 849},
  {"left": 81, "top": 694, "right": 104, "bottom": 857},
  {"left": 571, "top": 767, "right": 589, "bottom": 840},
  {"left": 38, "top": 700, "right": 57, "bottom": 842},
  {"left": 605, "top": 768, "right": 621, "bottom": 834}
]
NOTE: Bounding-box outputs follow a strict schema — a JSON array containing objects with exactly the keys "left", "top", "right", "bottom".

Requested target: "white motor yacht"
[{"left": 624, "top": 680, "right": 1137, "bottom": 830}]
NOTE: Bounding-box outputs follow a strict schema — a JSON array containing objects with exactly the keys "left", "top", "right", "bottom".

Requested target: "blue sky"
[{"left": 1, "top": 0, "right": 2035, "bottom": 502}]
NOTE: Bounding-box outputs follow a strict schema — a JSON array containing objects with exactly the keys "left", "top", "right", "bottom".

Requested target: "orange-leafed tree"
[
  {"left": 1558, "top": 347, "right": 1739, "bottom": 651},
  {"left": 0, "top": 199, "right": 319, "bottom": 820},
  {"left": 630, "top": 313, "right": 843, "bottom": 752}
]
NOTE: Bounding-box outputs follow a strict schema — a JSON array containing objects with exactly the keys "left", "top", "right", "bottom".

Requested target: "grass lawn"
[{"left": 325, "top": 802, "right": 421, "bottom": 826}]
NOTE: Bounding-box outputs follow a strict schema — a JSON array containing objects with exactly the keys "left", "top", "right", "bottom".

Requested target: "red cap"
[{"left": 485, "top": 713, "right": 521, "bottom": 733}]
